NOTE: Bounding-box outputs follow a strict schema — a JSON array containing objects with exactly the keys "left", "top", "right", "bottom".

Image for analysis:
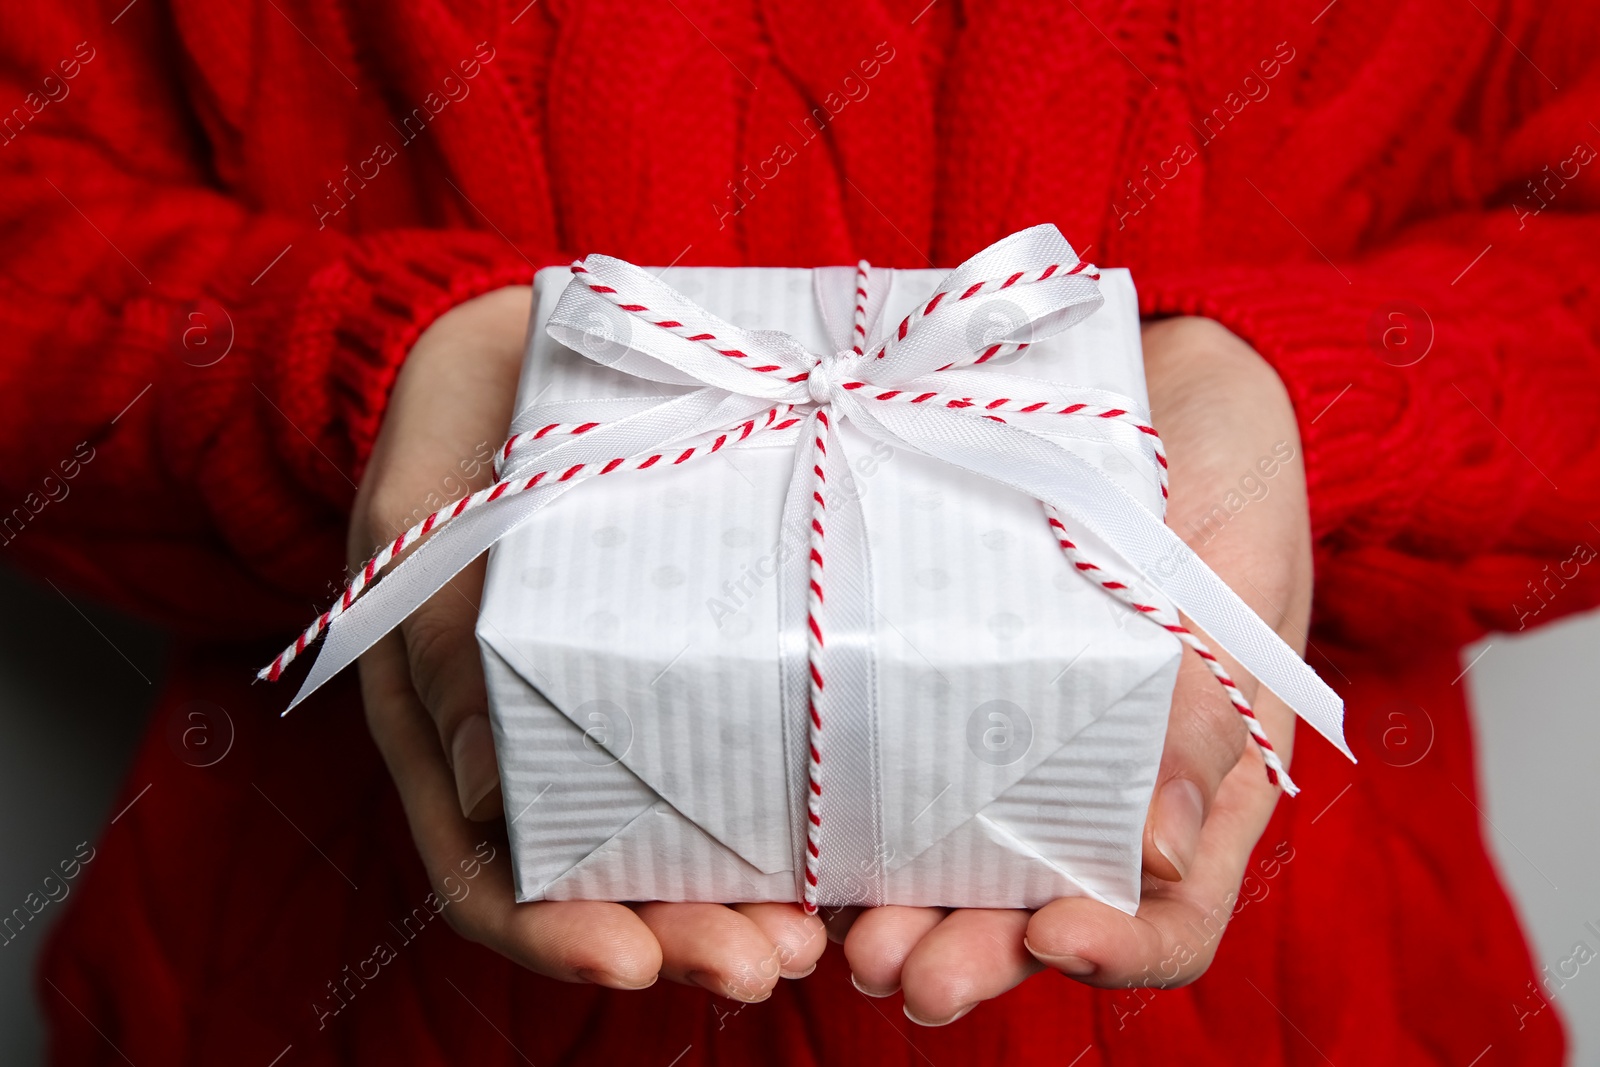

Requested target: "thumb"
[
  {"left": 400, "top": 555, "right": 503, "bottom": 822},
  {"left": 1141, "top": 646, "right": 1252, "bottom": 881}
]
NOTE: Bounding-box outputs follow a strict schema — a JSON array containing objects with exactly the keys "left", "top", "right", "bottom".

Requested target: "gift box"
[
  {"left": 267, "top": 225, "right": 1348, "bottom": 914},
  {"left": 477, "top": 250, "right": 1187, "bottom": 913}
]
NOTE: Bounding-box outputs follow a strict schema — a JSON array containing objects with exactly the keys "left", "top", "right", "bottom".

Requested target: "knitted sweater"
[{"left": 4, "top": 0, "right": 1596, "bottom": 1063}]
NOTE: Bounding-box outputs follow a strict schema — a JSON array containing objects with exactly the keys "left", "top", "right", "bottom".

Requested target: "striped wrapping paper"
[{"left": 478, "top": 264, "right": 1178, "bottom": 912}]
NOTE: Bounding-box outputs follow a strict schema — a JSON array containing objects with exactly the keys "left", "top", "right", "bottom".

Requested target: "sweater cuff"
[
  {"left": 245, "top": 230, "right": 540, "bottom": 507},
  {"left": 1136, "top": 264, "right": 1424, "bottom": 550},
  {"left": 335, "top": 235, "right": 538, "bottom": 482}
]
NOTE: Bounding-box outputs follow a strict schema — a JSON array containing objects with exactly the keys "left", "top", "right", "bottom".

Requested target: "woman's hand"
[
  {"left": 354, "top": 296, "right": 1306, "bottom": 1013},
  {"left": 841, "top": 316, "right": 1313, "bottom": 1024},
  {"left": 353, "top": 286, "right": 826, "bottom": 999}
]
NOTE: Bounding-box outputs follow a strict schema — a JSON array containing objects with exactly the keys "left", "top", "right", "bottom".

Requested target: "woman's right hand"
[{"left": 353, "top": 285, "right": 826, "bottom": 999}]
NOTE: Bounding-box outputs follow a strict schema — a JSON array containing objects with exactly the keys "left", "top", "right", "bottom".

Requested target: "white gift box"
[{"left": 476, "top": 261, "right": 1182, "bottom": 913}]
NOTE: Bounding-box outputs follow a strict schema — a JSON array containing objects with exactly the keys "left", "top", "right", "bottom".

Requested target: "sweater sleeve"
[
  {"left": 1140, "top": 206, "right": 1600, "bottom": 656},
  {"left": 1139, "top": 0, "right": 1600, "bottom": 660},
  {"left": 0, "top": 14, "right": 542, "bottom": 636}
]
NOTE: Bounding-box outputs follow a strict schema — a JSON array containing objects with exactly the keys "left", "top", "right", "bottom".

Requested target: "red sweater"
[{"left": 5, "top": 0, "right": 1597, "bottom": 1063}]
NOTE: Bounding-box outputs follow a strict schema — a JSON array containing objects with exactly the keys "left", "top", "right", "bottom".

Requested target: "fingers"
[
  {"left": 350, "top": 292, "right": 532, "bottom": 822},
  {"left": 399, "top": 556, "right": 502, "bottom": 820},
  {"left": 1141, "top": 646, "right": 1251, "bottom": 881},
  {"left": 633, "top": 903, "right": 787, "bottom": 1003},
  {"left": 841, "top": 905, "right": 947, "bottom": 997},
  {"left": 733, "top": 903, "right": 828, "bottom": 978},
  {"left": 359, "top": 632, "right": 661, "bottom": 988},
  {"left": 871, "top": 679, "right": 1288, "bottom": 1015},
  {"left": 362, "top": 632, "right": 821, "bottom": 997},
  {"left": 1024, "top": 897, "right": 1178, "bottom": 990},
  {"left": 1027, "top": 736, "right": 1282, "bottom": 990},
  {"left": 896, "top": 910, "right": 1041, "bottom": 1026},
  {"left": 1024, "top": 881, "right": 1236, "bottom": 991}
]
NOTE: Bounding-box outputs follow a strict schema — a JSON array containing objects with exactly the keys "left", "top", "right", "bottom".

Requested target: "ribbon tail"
[
  {"left": 281, "top": 387, "right": 767, "bottom": 709},
  {"left": 845, "top": 398, "right": 1354, "bottom": 762},
  {"left": 286, "top": 480, "right": 581, "bottom": 711}
]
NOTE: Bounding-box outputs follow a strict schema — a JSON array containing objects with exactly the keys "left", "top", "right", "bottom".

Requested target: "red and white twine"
[
  {"left": 266, "top": 252, "right": 1295, "bottom": 912},
  {"left": 1044, "top": 508, "right": 1296, "bottom": 795},
  {"left": 259, "top": 403, "right": 799, "bottom": 684},
  {"left": 572, "top": 262, "right": 811, "bottom": 384},
  {"left": 837, "top": 382, "right": 1171, "bottom": 500},
  {"left": 572, "top": 258, "right": 1100, "bottom": 385},
  {"left": 850, "top": 260, "right": 869, "bottom": 356},
  {"left": 874, "top": 259, "right": 1100, "bottom": 367},
  {"left": 802, "top": 411, "right": 830, "bottom": 911},
  {"left": 802, "top": 257, "right": 860, "bottom": 910}
]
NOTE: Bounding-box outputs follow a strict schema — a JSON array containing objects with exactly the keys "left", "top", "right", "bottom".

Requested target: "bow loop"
[
  {"left": 857, "top": 224, "right": 1105, "bottom": 383},
  {"left": 548, "top": 254, "right": 810, "bottom": 400}
]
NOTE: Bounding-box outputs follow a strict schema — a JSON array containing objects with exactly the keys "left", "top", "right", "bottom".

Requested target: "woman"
[{"left": 5, "top": 0, "right": 1596, "bottom": 1062}]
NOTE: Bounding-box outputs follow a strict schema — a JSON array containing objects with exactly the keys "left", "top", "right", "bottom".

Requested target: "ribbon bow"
[{"left": 263, "top": 224, "right": 1352, "bottom": 912}]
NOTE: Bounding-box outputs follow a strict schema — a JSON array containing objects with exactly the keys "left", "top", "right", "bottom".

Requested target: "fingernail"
[
  {"left": 904, "top": 1002, "right": 974, "bottom": 1027},
  {"left": 576, "top": 968, "right": 657, "bottom": 990},
  {"left": 1153, "top": 777, "right": 1205, "bottom": 881},
  {"left": 451, "top": 715, "right": 499, "bottom": 820},
  {"left": 781, "top": 962, "right": 817, "bottom": 980},
  {"left": 850, "top": 973, "right": 898, "bottom": 998},
  {"left": 1024, "top": 940, "right": 1096, "bottom": 976}
]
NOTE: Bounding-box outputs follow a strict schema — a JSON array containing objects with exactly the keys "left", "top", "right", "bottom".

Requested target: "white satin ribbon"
[{"left": 284, "top": 225, "right": 1354, "bottom": 846}]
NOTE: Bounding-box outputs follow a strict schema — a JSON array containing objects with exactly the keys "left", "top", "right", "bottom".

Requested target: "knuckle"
[
  {"left": 403, "top": 615, "right": 478, "bottom": 723},
  {"left": 353, "top": 643, "right": 423, "bottom": 757},
  {"left": 1207, "top": 698, "right": 1251, "bottom": 764},
  {"left": 360, "top": 485, "right": 418, "bottom": 546},
  {"left": 402, "top": 611, "right": 452, "bottom": 683},
  {"left": 1176, "top": 680, "right": 1250, "bottom": 785}
]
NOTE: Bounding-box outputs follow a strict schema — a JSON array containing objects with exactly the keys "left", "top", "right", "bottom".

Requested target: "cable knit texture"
[{"left": 3, "top": 0, "right": 1596, "bottom": 1063}]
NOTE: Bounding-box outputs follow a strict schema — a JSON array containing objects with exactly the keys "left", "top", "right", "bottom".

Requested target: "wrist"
[
  {"left": 413, "top": 285, "right": 533, "bottom": 361},
  {"left": 350, "top": 286, "right": 533, "bottom": 562},
  {"left": 1143, "top": 317, "right": 1288, "bottom": 410},
  {"left": 1141, "top": 316, "right": 1311, "bottom": 648}
]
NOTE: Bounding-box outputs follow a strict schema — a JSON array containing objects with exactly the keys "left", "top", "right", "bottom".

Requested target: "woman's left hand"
[{"left": 840, "top": 316, "right": 1314, "bottom": 1025}]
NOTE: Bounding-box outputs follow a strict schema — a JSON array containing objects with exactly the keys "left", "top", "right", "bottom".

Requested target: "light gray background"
[{"left": 0, "top": 565, "right": 1595, "bottom": 1064}]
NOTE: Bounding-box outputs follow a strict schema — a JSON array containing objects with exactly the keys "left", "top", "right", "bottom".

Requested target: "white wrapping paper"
[{"left": 478, "top": 264, "right": 1180, "bottom": 913}]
